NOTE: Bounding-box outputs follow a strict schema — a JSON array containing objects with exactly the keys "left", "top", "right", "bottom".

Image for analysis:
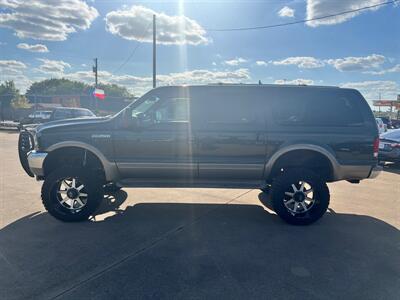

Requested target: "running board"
[{"left": 116, "top": 179, "right": 263, "bottom": 189}]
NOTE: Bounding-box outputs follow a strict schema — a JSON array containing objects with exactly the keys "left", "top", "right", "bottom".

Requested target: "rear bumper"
[
  {"left": 368, "top": 165, "right": 382, "bottom": 179},
  {"left": 27, "top": 151, "right": 47, "bottom": 176},
  {"left": 334, "top": 163, "right": 381, "bottom": 181},
  {"left": 379, "top": 149, "right": 400, "bottom": 162}
]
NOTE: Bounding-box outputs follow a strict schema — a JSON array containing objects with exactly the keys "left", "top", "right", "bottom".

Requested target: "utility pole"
[
  {"left": 93, "top": 58, "right": 98, "bottom": 87},
  {"left": 153, "top": 14, "right": 156, "bottom": 88},
  {"left": 92, "top": 58, "right": 98, "bottom": 112}
]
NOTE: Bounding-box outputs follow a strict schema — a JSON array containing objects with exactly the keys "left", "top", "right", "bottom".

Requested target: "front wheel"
[
  {"left": 271, "top": 169, "right": 330, "bottom": 225},
  {"left": 41, "top": 167, "right": 104, "bottom": 222}
]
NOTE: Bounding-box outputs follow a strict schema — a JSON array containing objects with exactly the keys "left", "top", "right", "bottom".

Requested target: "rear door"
[{"left": 193, "top": 87, "right": 268, "bottom": 180}]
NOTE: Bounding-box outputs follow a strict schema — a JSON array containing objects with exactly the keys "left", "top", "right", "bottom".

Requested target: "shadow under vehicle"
[{"left": 0, "top": 193, "right": 399, "bottom": 299}]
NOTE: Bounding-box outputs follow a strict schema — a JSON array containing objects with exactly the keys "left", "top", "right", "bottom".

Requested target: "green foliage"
[
  {"left": 97, "top": 83, "right": 131, "bottom": 98},
  {"left": 26, "top": 78, "right": 87, "bottom": 96},
  {"left": 11, "top": 95, "right": 31, "bottom": 109},
  {"left": 0, "top": 81, "right": 20, "bottom": 108},
  {"left": 26, "top": 78, "right": 133, "bottom": 98}
]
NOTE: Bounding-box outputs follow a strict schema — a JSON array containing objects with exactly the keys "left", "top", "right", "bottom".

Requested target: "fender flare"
[
  {"left": 264, "top": 144, "right": 340, "bottom": 180},
  {"left": 45, "top": 141, "right": 118, "bottom": 181}
]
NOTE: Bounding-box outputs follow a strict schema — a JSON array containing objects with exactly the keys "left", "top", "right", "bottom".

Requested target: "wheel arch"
[
  {"left": 265, "top": 144, "right": 339, "bottom": 182},
  {"left": 44, "top": 141, "right": 118, "bottom": 181}
]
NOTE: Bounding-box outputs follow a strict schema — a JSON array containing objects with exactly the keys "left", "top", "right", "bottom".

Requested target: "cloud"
[
  {"left": 0, "top": 0, "right": 98, "bottom": 41},
  {"left": 105, "top": 5, "right": 209, "bottom": 45},
  {"left": 272, "top": 56, "right": 324, "bottom": 69},
  {"left": 278, "top": 6, "right": 295, "bottom": 18},
  {"left": 341, "top": 80, "right": 399, "bottom": 100},
  {"left": 326, "top": 54, "right": 385, "bottom": 71},
  {"left": 364, "top": 64, "right": 400, "bottom": 75},
  {"left": 224, "top": 57, "right": 247, "bottom": 66},
  {"left": 17, "top": 43, "right": 48, "bottom": 53},
  {"left": 274, "top": 78, "right": 314, "bottom": 85},
  {"left": 0, "top": 59, "right": 27, "bottom": 75},
  {"left": 0, "top": 60, "right": 30, "bottom": 90},
  {"left": 256, "top": 60, "right": 268, "bottom": 66},
  {"left": 306, "top": 0, "right": 386, "bottom": 27},
  {"left": 36, "top": 59, "right": 71, "bottom": 74},
  {"left": 64, "top": 68, "right": 251, "bottom": 95}
]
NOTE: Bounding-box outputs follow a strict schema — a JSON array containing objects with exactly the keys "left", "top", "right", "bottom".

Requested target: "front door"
[{"left": 113, "top": 92, "right": 197, "bottom": 180}]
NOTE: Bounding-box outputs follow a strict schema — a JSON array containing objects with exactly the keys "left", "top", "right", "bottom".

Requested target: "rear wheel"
[
  {"left": 41, "top": 167, "right": 104, "bottom": 222},
  {"left": 271, "top": 168, "right": 330, "bottom": 225}
]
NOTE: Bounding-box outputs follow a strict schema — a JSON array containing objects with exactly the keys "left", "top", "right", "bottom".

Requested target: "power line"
[
  {"left": 206, "top": 0, "right": 399, "bottom": 32},
  {"left": 112, "top": 22, "right": 153, "bottom": 74}
]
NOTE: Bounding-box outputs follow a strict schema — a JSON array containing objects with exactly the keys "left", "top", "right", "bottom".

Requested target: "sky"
[{"left": 0, "top": 0, "right": 399, "bottom": 105}]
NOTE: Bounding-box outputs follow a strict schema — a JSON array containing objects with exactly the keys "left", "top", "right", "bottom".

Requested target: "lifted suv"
[{"left": 18, "top": 85, "right": 381, "bottom": 225}]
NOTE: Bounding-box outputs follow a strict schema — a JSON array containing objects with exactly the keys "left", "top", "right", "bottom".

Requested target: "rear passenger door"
[{"left": 193, "top": 88, "right": 267, "bottom": 180}]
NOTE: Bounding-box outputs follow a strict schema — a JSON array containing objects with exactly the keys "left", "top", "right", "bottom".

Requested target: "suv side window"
[
  {"left": 153, "top": 98, "right": 189, "bottom": 123},
  {"left": 194, "top": 91, "right": 265, "bottom": 130},
  {"left": 275, "top": 91, "right": 364, "bottom": 127}
]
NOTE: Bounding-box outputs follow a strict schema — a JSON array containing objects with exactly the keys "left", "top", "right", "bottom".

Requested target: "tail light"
[
  {"left": 390, "top": 143, "right": 400, "bottom": 148},
  {"left": 373, "top": 137, "right": 379, "bottom": 158}
]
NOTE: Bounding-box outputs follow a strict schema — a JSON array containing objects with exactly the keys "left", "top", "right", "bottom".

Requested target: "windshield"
[{"left": 381, "top": 129, "right": 400, "bottom": 141}]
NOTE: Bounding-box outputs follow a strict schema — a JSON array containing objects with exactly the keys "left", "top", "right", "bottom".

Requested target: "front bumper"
[{"left": 27, "top": 151, "right": 47, "bottom": 176}]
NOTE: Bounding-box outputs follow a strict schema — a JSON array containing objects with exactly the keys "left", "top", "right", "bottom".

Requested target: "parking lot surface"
[{"left": 0, "top": 130, "right": 399, "bottom": 300}]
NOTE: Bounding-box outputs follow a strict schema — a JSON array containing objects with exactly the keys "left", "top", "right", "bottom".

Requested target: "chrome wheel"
[
  {"left": 56, "top": 178, "right": 88, "bottom": 211},
  {"left": 283, "top": 181, "right": 315, "bottom": 215}
]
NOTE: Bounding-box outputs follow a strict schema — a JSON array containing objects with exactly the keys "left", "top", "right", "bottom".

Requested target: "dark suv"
[{"left": 18, "top": 85, "right": 381, "bottom": 225}]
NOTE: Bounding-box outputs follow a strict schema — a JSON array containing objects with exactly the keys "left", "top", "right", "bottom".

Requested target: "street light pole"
[
  {"left": 93, "top": 58, "right": 98, "bottom": 87},
  {"left": 153, "top": 14, "right": 156, "bottom": 89}
]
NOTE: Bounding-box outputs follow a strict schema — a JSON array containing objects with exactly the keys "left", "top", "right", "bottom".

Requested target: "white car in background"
[{"left": 376, "top": 118, "right": 386, "bottom": 134}]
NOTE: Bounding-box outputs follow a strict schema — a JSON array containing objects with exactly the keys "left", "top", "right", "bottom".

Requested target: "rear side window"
[
  {"left": 274, "top": 90, "right": 364, "bottom": 127},
  {"left": 194, "top": 89, "right": 265, "bottom": 129}
]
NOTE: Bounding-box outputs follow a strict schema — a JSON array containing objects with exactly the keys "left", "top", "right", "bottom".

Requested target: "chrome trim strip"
[{"left": 117, "top": 162, "right": 196, "bottom": 170}]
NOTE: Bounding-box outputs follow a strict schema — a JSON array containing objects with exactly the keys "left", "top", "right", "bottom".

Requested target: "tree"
[
  {"left": 11, "top": 95, "right": 31, "bottom": 109},
  {"left": 96, "top": 83, "right": 132, "bottom": 98},
  {"left": 26, "top": 78, "right": 133, "bottom": 100},
  {"left": 26, "top": 78, "right": 87, "bottom": 102},
  {"left": 24, "top": 78, "right": 134, "bottom": 113},
  {"left": 0, "top": 81, "right": 20, "bottom": 120}
]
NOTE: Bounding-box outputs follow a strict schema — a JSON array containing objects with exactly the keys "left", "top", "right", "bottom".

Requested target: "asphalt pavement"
[{"left": 0, "top": 131, "right": 399, "bottom": 300}]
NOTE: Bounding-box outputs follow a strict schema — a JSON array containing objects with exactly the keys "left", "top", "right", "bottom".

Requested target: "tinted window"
[
  {"left": 153, "top": 98, "right": 189, "bottom": 123},
  {"left": 194, "top": 90, "right": 265, "bottom": 129},
  {"left": 131, "top": 96, "right": 160, "bottom": 118},
  {"left": 274, "top": 91, "right": 363, "bottom": 127}
]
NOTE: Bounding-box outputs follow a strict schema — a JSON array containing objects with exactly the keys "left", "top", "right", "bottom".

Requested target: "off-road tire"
[
  {"left": 41, "top": 167, "right": 104, "bottom": 222},
  {"left": 271, "top": 168, "right": 330, "bottom": 225}
]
